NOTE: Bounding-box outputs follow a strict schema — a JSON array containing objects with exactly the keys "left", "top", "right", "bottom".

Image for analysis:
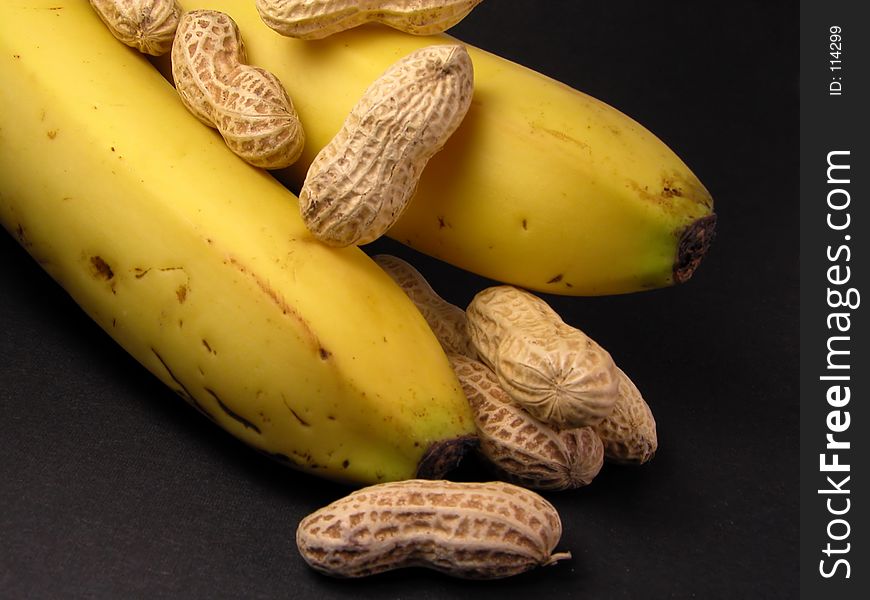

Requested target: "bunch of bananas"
[{"left": 0, "top": 1, "right": 714, "bottom": 486}]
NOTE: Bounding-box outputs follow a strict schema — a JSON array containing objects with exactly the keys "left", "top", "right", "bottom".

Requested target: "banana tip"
[
  {"left": 416, "top": 435, "right": 479, "bottom": 479},
  {"left": 674, "top": 214, "right": 717, "bottom": 284}
]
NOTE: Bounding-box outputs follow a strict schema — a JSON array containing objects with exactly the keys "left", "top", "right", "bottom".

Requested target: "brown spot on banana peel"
[
  {"left": 284, "top": 399, "right": 311, "bottom": 427},
  {"left": 90, "top": 256, "right": 114, "bottom": 280},
  {"left": 267, "top": 449, "right": 321, "bottom": 468},
  {"left": 225, "top": 255, "right": 326, "bottom": 358},
  {"left": 628, "top": 173, "right": 713, "bottom": 212},
  {"left": 674, "top": 213, "right": 717, "bottom": 284},
  {"left": 14, "top": 223, "right": 32, "bottom": 248},
  {"left": 152, "top": 347, "right": 192, "bottom": 400},
  {"left": 206, "top": 387, "right": 262, "bottom": 434},
  {"left": 271, "top": 452, "right": 294, "bottom": 465},
  {"left": 151, "top": 347, "right": 215, "bottom": 420},
  {"left": 541, "top": 126, "right": 589, "bottom": 151}
]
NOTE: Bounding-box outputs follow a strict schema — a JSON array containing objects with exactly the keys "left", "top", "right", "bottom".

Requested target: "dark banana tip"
[
  {"left": 674, "top": 213, "right": 717, "bottom": 284},
  {"left": 416, "top": 435, "right": 479, "bottom": 479}
]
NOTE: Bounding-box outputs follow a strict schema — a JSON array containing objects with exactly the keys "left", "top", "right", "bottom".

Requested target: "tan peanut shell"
[
  {"left": 466, "top": 286, "right": 619, "bottom": 429},
  {"left": 593, "top": 368, "right": 658, "bottom": 464},
  {"left": 374, "top": 255, "right": 476, "bottom": 358},
  {"left": 450, "top": 354, "right": 603, "bottom": 490},
  {"left": 256, "top": 0, "right": 484, "bottom": 40},
  {"left": 299, "top": 44, "right": 474, "bottom": 247},
  {"left": 89, "top": 0, "right": 181, "bottom": 56},
  {"left": 171, "top": 10, "right": 305, "bottom": 169},
  {"left": 296, "top": 479, "right": 570, "bottom": 579}
]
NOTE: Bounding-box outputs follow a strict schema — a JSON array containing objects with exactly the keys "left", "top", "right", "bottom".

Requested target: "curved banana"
[
  {"left": 0, "top": 0, "right": 476, "bottom": 486},
  {"left": 167, "top": 0, "right": 716, "bottom": 296}
]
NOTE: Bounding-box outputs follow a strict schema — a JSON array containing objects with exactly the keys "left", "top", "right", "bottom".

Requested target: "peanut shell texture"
[
  {"left": 299, "top": 44, "right": 474, "bottom": 247},
  {"left": 593, "top": 367, "right": 658, "bottom": 464},
  {"left": 296, "top": 479, "right": 571, "bottom": 579},
  {"left": 171, "top": 10, "right": 305, "bottom": 169},
  {"left": 451, "top": 354, "right": 604, "bottom": 490},
  {"left": 256, "top": 0, "right": 484, "bottom": 39},
  {"left": 466, "top": 286, "right": 620, "bottom": 429},
  {"left": 89, "top": 0, "right": 181, "bottom": 56}
]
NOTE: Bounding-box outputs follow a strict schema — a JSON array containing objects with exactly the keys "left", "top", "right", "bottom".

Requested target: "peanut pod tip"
[
  {"left": 466, "top": 285, "right": 620, "bottom": 429},
  {"left": 89, "top": 0, "right": 182, "bottom": 56}
]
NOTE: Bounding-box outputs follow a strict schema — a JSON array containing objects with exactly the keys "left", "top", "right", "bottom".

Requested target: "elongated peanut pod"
[
  {"left": 171, "top": 10, "right": 305, "bottom": 169},
  {"left": 296, "top": 479, "right": 570, "bottom": 579},
  {"left": 466, "top": 286, "right": 619, "bottom": 429},
  {"left": 374, "top": 254, "right": 476, "bottom": 357},
  {"left": 450, "top": 354, "right": 603, "bottom": 490},
  {"left": 256, "top": 0, "right": 483, "bottom": 40},
  {"left": 89, "top": 0, "right": 181, "bottom": 56},
  {"left": 299, "top": 44, "right": 473, "bottom": 247},
  {"left": 593, "top": 368, "right": 658, "bottom": 464}
]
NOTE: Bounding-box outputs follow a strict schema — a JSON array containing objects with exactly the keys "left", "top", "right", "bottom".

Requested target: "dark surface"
[{"left": 0, "top": 1, "right": 798, "bottom": 598}]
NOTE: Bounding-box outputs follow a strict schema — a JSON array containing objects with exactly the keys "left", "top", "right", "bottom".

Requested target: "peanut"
[
  {"left": 89, "top": 0, "right": 181, "bottom": 56},
  {"left": 450, "top": 354, "right": 603, "bottom": 491},
  {"left": 171, "top": 10, "right": 305, "bottom": 169},
  {"left": 299, "top": 45, "right": 473, "bottom": 247},
  {"left": 256, "top": 0, "right": 484, "bottom": 40},
  {"left": 466, "top": 286, "right": 619, "bottom": 429},
  {"left": 296, "top": 479, "right": 571, "bottom": 579},
  {"left": 374, "top": 254, "right": 476, "bottom": 358},
  {"left": 593, "top": 367, "right": 658, "bottom": 464}
]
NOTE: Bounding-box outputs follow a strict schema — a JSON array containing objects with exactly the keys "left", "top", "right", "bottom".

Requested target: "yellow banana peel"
[
  {"left": 171, "top": 0, "right": 717, "bottom": 296},
  {"left": 0, "top": 0, "right": 477, "bottom": 486}
]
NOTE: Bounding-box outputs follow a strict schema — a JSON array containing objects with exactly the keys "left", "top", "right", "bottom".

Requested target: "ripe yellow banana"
[
  {"left": 0, "top": 0, "right": 476, "bottom": 486},
  {"left": 167, "top": 0, "right": 716, "bottom": 296}
]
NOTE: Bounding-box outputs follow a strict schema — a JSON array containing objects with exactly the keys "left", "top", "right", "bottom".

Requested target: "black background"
[{"left": 0, "top": 1, "right": 798, "bottom": 598}]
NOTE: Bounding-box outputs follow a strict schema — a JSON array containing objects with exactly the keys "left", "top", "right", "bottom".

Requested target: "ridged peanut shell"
[
  {"left": 451, "top": 354, "right": 603, "bottom": 490},
  {"left": 374, "top": 255, "right": 476, "bottom": 358},
  {"left": 466, "top": 286, "right": 619, "bottom": 429},
  {"left": 593, "top": 368, "right": 658, "bottom": 464},
  {"left": 256, "top": 0, "right": 484, "bottom": 40},
  {"left": 89, "top": 0, "right": 181, "bottom": 56},
  {"left": 296, "top": 479, "right": 570, "bottom": 579},
  {"left": 299, "top": 44, "right": 474, "bottom": 247},
  {"left": 171, "top": 10, "right": 305, "bottom": 169}
]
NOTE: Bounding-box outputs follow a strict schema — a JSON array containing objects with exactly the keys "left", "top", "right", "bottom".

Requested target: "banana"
[
  {"left": 163, "top": 0, "right": 716, "bottom": 296},
  {"left": 0, "top": 1, "right": 477, "bottom": 486}
]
